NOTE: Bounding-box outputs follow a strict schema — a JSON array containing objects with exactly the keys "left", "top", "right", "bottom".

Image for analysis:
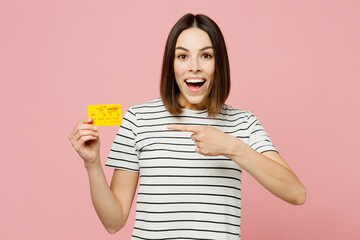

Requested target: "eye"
[
  {"left": 202, "top": 53, "right": 213, "bottom": 59},
  {"left": 177, "top": 54, "right": 187, "bottom": 60}
]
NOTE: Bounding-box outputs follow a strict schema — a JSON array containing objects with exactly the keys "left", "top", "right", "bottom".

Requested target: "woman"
[{"left": 69, "top": 13, "right": 306, "bottom": 239}]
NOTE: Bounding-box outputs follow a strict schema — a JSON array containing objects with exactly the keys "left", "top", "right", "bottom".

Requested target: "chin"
[{"left": 184, "top": 95, "right": 207, "bottom": 105}]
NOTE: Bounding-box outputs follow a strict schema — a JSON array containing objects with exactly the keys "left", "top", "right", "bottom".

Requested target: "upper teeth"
[{"left": 185, "top": 79, "right": 205, "bottom": 83}]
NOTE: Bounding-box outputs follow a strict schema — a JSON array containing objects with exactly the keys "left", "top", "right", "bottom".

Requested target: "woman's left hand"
[{"left": 167, "top": 124, "right": 240, "bottom": 156}]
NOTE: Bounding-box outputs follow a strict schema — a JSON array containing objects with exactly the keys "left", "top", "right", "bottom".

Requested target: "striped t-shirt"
[{"left": 105, "top": 98, "right": 278, "bottom": 239}]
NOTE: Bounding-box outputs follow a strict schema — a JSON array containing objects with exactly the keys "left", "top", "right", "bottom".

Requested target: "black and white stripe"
[{"left": 106, "top": 98, "right": 277, "bottom": 239}]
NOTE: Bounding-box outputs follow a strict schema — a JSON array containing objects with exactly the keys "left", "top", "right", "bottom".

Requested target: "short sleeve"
[
  {"left": 247, "top": 111, "right": 279, "bottom": 154},
  {"left": 105, "top": 107, "right": 139, "bottom": 172}
]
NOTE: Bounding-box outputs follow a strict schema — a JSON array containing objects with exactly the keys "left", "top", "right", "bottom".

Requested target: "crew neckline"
[{"left": 181, "top": 108, "right": 208, "bottom": 115}]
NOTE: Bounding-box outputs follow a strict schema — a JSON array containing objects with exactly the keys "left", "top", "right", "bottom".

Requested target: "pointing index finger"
[{"left": 167, "top": 124, "right": 199, "bottom": 133}]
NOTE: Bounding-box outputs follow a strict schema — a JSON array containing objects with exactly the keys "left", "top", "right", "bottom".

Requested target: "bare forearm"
[
  {"left": 226, "top": 139, "right": 306, "bottom": 205},
  {"left": 85, "top": 157, "right": 125, "bottom": 233},
  {"left": 166, "top": 124, "right": 305, "bottom": 204}
]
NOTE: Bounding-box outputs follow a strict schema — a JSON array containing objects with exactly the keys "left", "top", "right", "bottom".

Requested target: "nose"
[{"left": 189, "top": 58, "right": 201, "bottom": 72}]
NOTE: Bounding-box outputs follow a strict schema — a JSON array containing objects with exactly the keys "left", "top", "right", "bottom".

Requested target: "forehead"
[{"left": 175, "top": 28, "right": 213, "bottom": 49}]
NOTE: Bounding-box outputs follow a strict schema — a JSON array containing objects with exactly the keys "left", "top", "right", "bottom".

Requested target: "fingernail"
[
  {"left": 93, "top": 125, "right": 98, "bottom": 130},
  {"left": 88, "top": 118, "right": 92, "bottom": 122}
]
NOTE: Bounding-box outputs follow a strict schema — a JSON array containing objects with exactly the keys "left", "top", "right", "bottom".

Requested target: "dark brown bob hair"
[{"left": 160, "top": 13, "right": 230, "bottom": 117}]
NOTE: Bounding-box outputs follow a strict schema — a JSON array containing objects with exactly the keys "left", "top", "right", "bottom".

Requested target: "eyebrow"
[{"left": 175, "top": 46, "right": 213, "bottom": 52}]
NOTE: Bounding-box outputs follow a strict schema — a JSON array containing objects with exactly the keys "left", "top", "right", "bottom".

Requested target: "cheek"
[
  {"left": 174, "top": 63, "right": 187, "bottom": 76},
  {"left": 174, "top": 68, "right": 184, "bottom": 88},
  {"left": 204, "top": 61, "right": 215, "bottom": 76}
]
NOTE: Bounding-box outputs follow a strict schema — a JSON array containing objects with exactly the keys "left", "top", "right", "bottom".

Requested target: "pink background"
[{"left": 1, "top": 0, "right": 359, "bottom": 239}]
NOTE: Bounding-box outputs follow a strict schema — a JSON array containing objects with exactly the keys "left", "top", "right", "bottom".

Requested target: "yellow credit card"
[{"left": 87, "top": 104, "right": 122, "bottom": 126}]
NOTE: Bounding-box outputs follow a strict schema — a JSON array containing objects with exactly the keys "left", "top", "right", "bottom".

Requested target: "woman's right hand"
[{"left": 69, "top": 118, "right": 100, "bottom": 166}]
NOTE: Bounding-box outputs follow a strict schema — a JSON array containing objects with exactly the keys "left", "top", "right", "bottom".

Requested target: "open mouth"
[{"left": 185, "top": 78, "right": 206, "bottom": 89}]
